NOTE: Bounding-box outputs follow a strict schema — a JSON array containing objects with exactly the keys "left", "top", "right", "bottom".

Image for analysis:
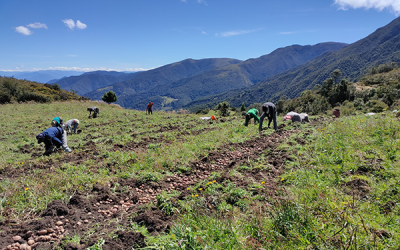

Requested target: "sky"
[{"left": 0, "top": 0, "right": 399, "bottom": 72}]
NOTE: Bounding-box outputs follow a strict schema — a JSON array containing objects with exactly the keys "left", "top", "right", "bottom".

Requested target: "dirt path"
[{"left": 0, "top": 127, "right": 300, "bottom": 250}]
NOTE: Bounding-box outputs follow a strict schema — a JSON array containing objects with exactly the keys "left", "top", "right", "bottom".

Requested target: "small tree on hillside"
[
  {"left": 102, "top": 90, "right": 117, "bottom": 104},
  {"left": 240, "top": 103, "right": 246, "bottom": 112},
  {"left": 215, "top": 101, "right": 230, "bottom": 117}
]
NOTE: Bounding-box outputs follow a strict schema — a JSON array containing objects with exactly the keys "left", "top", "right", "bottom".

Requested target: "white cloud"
[
  {"left": 181, "top": 0, "right": 207, "bottom": 4},
  {"left": 202, "top": 31, "right": 207, "bottom": 35},
  {"left": 15, "top": 26, "right": 33, "bottom": 35},
  {"left": 216, "top": 29, "right": 260, "bottom": 37},
  {"left": 334, "top": 0, "right": 400, "bottom": 14},
  {"left": 280, "top": 31, "right": 297, "bottom": 35},
  {"left": 63, "top": 19, "right": 76, "bottom": 30},
  {"left": 27, "top": 22, "right": 48, "bottom": 29},
  {"left": 76, "top": 20, "right": 87, "bottom": 29},
  {"left": 0, "top": 67, "right": 152, "bottom": 72},
  {"left": 63, "top": 19, "right": 87, "bottom": 30},
  {"left": 280, "top": 30, "right": 317, "bottom": 35}
]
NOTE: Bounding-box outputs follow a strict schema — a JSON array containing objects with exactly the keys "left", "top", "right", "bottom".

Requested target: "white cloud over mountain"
[{"left": 334, "top": 0, "right": 400, "bottom": 14}]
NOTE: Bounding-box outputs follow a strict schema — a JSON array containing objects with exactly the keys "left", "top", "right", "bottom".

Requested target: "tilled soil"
[{"left": 0, "top": 127, "right": 298, "bottom": 250}]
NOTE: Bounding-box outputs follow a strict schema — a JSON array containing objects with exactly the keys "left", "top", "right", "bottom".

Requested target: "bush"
[
  {"left": 0, "top": 93, "right": 12, "bottom": 103},
  {"left": 366, "top": 100, "right": 388, "bottom": 113}
]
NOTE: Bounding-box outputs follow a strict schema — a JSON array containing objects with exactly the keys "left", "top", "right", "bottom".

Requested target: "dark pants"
[
  {"left": 147, "top": 109, "right": 152, "bottom": 115},
  {"left": 43, "top": 135, "right": 59, "bottom": 155}
]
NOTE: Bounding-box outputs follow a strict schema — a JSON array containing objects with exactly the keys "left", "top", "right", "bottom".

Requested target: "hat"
[{"left": 36, "top": 133, "right": 44, "bottom": 143}]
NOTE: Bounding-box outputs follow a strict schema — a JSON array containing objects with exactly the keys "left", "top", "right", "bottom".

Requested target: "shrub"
[{"left": 366, "top": 99, "right": 388, "bottom": 113}]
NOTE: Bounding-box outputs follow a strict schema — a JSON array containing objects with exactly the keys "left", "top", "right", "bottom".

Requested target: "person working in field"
[
  {"left": 88, "top": 107, "right": 99, "bottom": 118},
  {"left": 51, "top": 116, "right": 64, "bottom": 128},
  {"left": 283, "top": 111, "right": 302, "bottom": 122},
  {"left": 50, "top": 117, "right": 71, "bottom": 152},
  {"left": 244, "top": 108, "right": 260, "bottom": 126},
  {"left": 259, "top": 102, "right": 277, "bottom": 131},
  {"left": 146, "top": 102, "right": 154, "bottom": 115},
  {"left": 299, "top": 113, "right": 310, "bottom": 122},
  {"left": 283, "top": 112, "right": 310, "bottom": 123},
  {"left": 65, "top": 119, "right": 80, "bottom": 134},
  {"left": 36, "top": 126, "right": 71, "bottom": 155}
]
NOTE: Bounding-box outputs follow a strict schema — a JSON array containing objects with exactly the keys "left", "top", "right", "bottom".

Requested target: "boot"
[{"left": 63, "top": 146, "right": 72, "bottom": 153}]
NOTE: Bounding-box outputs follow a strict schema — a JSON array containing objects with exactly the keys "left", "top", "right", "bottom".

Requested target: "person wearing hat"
[
  {"left": 259, "top": 102, "right": 277, "bottom": 131},
  {"left": 65, "top": 119, "right": 80, "bottom": 135},
  {"left": 51, "top": 116, "right": 69, "bottom": 151},
  {"left": 244, "top": 108, "right": 260, "bottom": 126},
  {"left": 87, "top": 107, "right": 99, "bottom": 118},
  {"left": 299, "top": 113, "right": 310, "bottom": 122},
  {"left": 51, "top": 117, "right": 64, "bottom": 129},
  {"left": 36, "top": 126, "right": 72, "bottom": 155}
]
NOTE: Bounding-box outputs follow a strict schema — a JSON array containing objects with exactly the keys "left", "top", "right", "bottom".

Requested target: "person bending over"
[
  {"left": 259, "top": 102, "right": 277, "bottom": 131},
  {"left": 244, "top": 108, "right": 260, "bottom": 126}
]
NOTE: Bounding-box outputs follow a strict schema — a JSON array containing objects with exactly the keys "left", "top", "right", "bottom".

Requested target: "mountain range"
[
  {"left": 184, "top": 16, "right": 400, "bottom": 110},
  {"left": 0, "top": 70, "right": 83, "bottom": 83},
  {"left": 83, "top": 42, "right": 346, "bottom": 110}
]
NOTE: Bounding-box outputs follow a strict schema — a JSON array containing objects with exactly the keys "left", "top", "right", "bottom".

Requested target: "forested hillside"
[
  {"left": 84, "top": 58, "right": 242, "bottom": 101},
  {"left": 0, "top": 77, "right": 88, "bottom": 104},
  {"left": 185, "top": 16, "right": 400, "bottom": 110},
  {"left": 55, "top": 71, "right": 134, "bottom": 95},
  {"left": 97, "top": 43, "right": 346, "bottom": 110}
]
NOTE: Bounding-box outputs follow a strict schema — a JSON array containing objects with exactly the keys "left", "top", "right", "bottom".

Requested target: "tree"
[
  {"left": 216, "top": 101, "right": 230, "bottom": 117},
  {"left": 240, "top": 103, "right": 246, "bottom": 112},
  {"left": 102, "top": 90, "right": 117, "bottom": 104},
  {"left": 53, "top": 83, "right": 61, "bottom": 91},
  {"left": 330, "top": 69, "right": 342, "bottom": 85}
]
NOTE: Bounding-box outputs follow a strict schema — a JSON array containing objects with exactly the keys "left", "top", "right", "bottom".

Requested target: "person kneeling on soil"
[
  {"left": 244, "top": 108, "right": 260, "bottom": 126},
  {"left": 88, "top": 107, "right": 99, "bottom": 118},
  {"left": 259, "top": 102, "right": 277, "bottom": 131},
  {"left": 65, "top": 119, "right": 80, "bottom": 134},
  {"left": 51, "top": 116, "right": 71, "bottom": 152},
  {"left": 299, "top": 113, "right": 310, "bottom": 122},
  {"left": 36, "top": 127, "right": 71, "bottom": 155},
  {"left": 283, "top": 111, "right": 302, "bottom": 123},
  {"left": 51, "top": 116, "right": 64, "bottom": 129}
]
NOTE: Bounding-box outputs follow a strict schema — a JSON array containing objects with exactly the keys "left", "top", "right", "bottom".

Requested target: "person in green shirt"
[{"left": 244, "top": 108, "right": 260, "bottom": 126}]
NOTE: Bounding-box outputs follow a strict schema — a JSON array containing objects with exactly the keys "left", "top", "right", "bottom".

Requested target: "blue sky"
[{"left": 0, "top": 0, "right": 399, "bottom": 72}]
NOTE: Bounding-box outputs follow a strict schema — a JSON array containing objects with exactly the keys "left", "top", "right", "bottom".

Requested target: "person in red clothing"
[{"left": 146, "top": 101, "right": 154, "bottom": 115}]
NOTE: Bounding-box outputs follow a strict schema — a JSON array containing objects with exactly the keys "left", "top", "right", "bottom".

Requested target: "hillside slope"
[
  {"left": 54, "top": 71, "right": 134, "bottom": 95},
  {"left": 0, "top": 76, "right": 87, "bottom": 104},
  {"left": 0, "top": 102, "right": 399, "bottom": 249},
  {"left": 85, "top": 58, "right": 242, "bottom": 100},
  {"left": 101, "top": 43, "right": 347, "bottom": 110},
  {"left": 186, "top": 16, "right": 400, "bottom": 109}
]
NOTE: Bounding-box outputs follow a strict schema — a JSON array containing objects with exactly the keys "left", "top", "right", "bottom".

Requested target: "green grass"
[{"left": 1, "top": 101, "right": 399, "bottom": 249}]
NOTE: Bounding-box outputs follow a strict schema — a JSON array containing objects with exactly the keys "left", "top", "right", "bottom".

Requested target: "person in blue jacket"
[
  {"left": 259, "top": 102, "right": 277, "bottom": 132},
  {"left": 36, "top": 127, "right": 71, "bottom": 155}
]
